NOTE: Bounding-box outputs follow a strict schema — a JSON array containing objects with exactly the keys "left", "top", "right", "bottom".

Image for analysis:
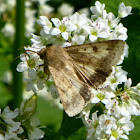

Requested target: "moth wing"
[
  {"left": 48, "top": 65, "right": 90, "bottom": 117},
  {"left": 65, "top": 40, "right": 125, "bottom": 87}
]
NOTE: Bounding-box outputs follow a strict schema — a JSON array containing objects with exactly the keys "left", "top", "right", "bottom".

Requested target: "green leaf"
[
  {"left": 122, "top": 8, "right": 140, "bottom": 86},
  {"left": 59, "top": 112, "right": 84, "bottom": 138}
]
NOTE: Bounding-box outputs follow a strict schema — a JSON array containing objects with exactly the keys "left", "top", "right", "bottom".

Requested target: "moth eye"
[{"left": 39, "top": 53, "right": 44, "bottom": 59}]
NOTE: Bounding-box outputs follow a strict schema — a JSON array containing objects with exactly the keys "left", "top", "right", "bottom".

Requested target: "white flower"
[
  {"left": 113, "top": 23, "right": 128, "bottom": 41},
  {"left": 0, "top": 134, "right": 5, "bottom": 140},
  {"left": 37, "top": 16, "right": 52, "bottom": 28},
  {"left": 0, "top": 3, "right": 6, "bottom": 14},
  {"left": 107, "top": 13, "right": 120, "bottom": 29},
  {"left": 0, "top": 106, "right": 19, "bottom": 120},
  {"left": 83, "top": 19, "right": 109, "bottom": 42},
  {"left": 31, "top": 34, "right": 45, "bottom": 47},
  {"left": 119, "top": 95, "right": 140, "bottom": 116},
  {"left": 91, "top": 88, "right": 115, "bottom": 105},
  {"left": 0, "top": 107, "right": 24, "bottom": 137},
  {"left": 4, "top": 130, "right": 21, "bottom": 140},
  {"left": 90, "top": 1, "right": 105, "bottom": 18},
  {"left": 102, "top": 66, "right": 127, "bottom": 90},
  {"left": 78, "top": 8, "right": 90, "bottom": 17},
  {"left": 35, "top": 0, "right": 49, "bottom": 5},
  {"left": 109, "top": 128, "right": 128, "bottom": 140},
  {"left": 1, "top": 22, "right": 15, "bottom": 37},
  {"left": 25, "top": 69, "right": 38, "bottom": 92},
  {"left": 58, "top": 3, "right": 74, "bottom": 16},
  {"left": 51, "top": 17, "right": 76, "bottom": 40},
  {"left": 16, "top": 53, "right": 38, "bottom": 72},
  {"left": 69, "top": 12, "right": 89, "bottom": 28},
  {"left": 106, "top": 99, "right": 121, "bottom": 117},
  {"left": 25, "top": 7, "right": 36, "bottom": 37},
  {"left": 25, "top": 68, "right": 46, "bottom": 93},
  {"left": 118, "top": 2, "right": 132, "bottom": 18},
  {"left": 7, "top": 0, "right": 15, "bottom": 8},
  {"left": 81, "top": 103, "right": 94, "bottom": 123},
  {"left": 86, "top": 111, "right": 99, "bottom": 140},
  {"left": 26, "top": 116, "right": 45, "bottom": 140},
  {"left": 117, "top": 116, "right": 134, "bottom": 134},
  {"left": 47, "top": 83, "right": 59, "bottom": 99},
  {"left": 39, "top": 4, "right": 54, "bottom": 15},
  {"left": 71, "top": 35, "right": 85, "bottom": 45},
  {"left": 97, "top": 114, "right": 117, "bottom": 134}
]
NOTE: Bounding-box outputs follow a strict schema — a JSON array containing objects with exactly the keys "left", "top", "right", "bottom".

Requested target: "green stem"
[{"left": 11, "top": 0, "right": 25, "bottom": 109}]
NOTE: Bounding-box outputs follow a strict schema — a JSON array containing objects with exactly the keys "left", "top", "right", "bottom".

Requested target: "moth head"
[
  {"left": 38, "top": 48, "right": 46, "bottom": 60},
  {"left": 38, "top": 44, "right": 53, "bottom": 60}
]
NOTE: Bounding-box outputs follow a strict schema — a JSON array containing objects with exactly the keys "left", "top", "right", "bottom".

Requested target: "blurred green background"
[{"left": 0, "top": 0, "right": 140, "bottom": 139}]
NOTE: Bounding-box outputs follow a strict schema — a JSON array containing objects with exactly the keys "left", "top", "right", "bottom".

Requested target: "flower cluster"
[
  {"left": 0, "top": 94, "right": 44, "bottom": 140},
  {"left": 0, "top": 0, "right": 54, "bottom": 38},
  {"left": 16, "top": 1, "right": 140, "bottom": 140}
]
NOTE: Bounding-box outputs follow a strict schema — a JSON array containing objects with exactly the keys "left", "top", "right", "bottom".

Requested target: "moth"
[{"left": 38, "top": 40, "right": 125, "bottom": 117}]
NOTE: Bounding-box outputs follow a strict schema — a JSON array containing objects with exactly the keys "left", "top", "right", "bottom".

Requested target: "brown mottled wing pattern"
[
  {"left": 48, "top": 65, "right": 90, "bottom": 117},
  {"left": 42, "top": 45, "right": 91, "bottom": 117},
  {"left": 64, "top": 40, "right": 125, "bottom": 87}
]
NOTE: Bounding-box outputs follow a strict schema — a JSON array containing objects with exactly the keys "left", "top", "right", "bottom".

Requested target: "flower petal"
[
  {"left": 62, "top": 32, "right": 68, "bottom": 40},
  {"left": 16, "top": 62, "right": 28, "bottom": 72},
  {"left": 51, "top": 28, "right": 61, "bottom": 35}
]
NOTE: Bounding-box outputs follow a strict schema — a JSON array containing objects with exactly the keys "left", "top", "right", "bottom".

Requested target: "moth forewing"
[
  {"left": 38, "top": 40, "right": 125, "bottom": 117},
  {"left": 64, "top": 40, "right": 125, "bottom": 87}
]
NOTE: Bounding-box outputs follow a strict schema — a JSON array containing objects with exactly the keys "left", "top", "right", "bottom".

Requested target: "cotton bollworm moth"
[{"left": 38, "top": 40, "right": 125, "bottom": 117}]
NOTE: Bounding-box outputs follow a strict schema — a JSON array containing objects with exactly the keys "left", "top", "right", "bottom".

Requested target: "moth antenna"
[
  {"left": 17, "top": 46, "right": 25, "bottom": 50},
  {"left": 10, "top": 55, "right": 21, "bottom": 63},
  {"left": 25, "top": 49, "right": 39, "bottom": 54}
]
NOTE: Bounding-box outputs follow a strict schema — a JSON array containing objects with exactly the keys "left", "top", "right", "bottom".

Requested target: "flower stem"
[{"left": 11, "top": 0, "right": 25, "bottom": 108}]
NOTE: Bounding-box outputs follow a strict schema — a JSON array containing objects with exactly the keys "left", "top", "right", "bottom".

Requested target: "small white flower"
[
  {"left": 98, "top": 114, "right": 117, "bottom": 134},
  {"left": 4, "top": 130, "right": 21, "bottom": 140},
  {"left": 0, "top": 134, "right": 5, "bottom": 140},
  {"left": 117, "top": 116, "right": 134, "bottom": 134},
  {"left": 39, "top": 4, "right": 54, "bottom": 15},
  {"left": 107, "top": 13, "right": 120, "bottom": 29},
  {"left": 102, "top": 66, "right": 127, "bottom": 90},
  {"left": 114, "top": 23, "right": 128, "bottom": 40},
  {"left": 71, "top": 35, "right": 85, "bottom": 45},
  {"left": 69, "top": 12, "right": 89, "bottom": 28},
  {"left": 0, "top": 106, "right": 19, "bottom": 120},
  {"left": 2, "top": 22, "right": 15, "bottom": 37},
  {"left": 47, "top": 83, "right": 59, "bottom": 99},
  {"left": 90, "top": 1, "right": 105, "bottom": 18},
  {"left": 25, "top": 7, "right": 36, "bottom": 37},
  {"left": 91, "top": 88, "right": 115, "bottom": 105},
  {"left": 37, "top": 16, "right": 52, "bottom": 28},
  {"left": 118, "top": 2, "right": 132, "bottom": 18},
  {"left": 51, "top": 17, "right": 76, "bottom": 40},
  {"left": 84, "top": 19, "right": 109, "bottom": 42},
  {"left": 119, "top": 96, "right": 140, "bottom": 116},
  {"left": 16, "top": 53, "right": 38, "bottom": 72},
  {"left": 26, "top": 116, "right": 45, "bottom": 140},
  {"left": 58, "top": 3, "right": 74, "bottom": 16},
  {"left": 78, "top": 8, "right": 90, "bottom": 17},
  {"left": 31, "top": 34, "right": 45, "bottom": 47},
  {"left": 106, "top": 99, "right": 121, "bottom": 117},
  {"left": 85, "top": 111, "right": 99, "bottom": 140}
]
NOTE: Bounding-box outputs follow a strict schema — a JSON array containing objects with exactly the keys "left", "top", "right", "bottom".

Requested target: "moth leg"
[{"left": 36, "top": 64, "right": 44, "bottom": 71}]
